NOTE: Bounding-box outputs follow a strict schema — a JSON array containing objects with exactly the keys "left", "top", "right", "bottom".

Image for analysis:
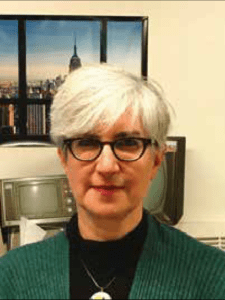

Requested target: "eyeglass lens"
[{"left": 70, "top": 138, "right": 144, "bottom": 161}]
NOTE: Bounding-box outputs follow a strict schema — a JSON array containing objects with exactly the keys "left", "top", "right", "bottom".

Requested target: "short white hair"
[{"left": 50, "top": 63, "right": 172, "bottom": 147}]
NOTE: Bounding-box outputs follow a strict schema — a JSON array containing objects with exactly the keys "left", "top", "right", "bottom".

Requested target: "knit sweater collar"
[{"left": 65, "top": 209, "right": 148, "bottom": 273}]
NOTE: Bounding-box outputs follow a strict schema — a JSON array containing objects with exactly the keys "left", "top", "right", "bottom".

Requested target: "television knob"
[
  {"left": 67, "top": 198, "right": 73, "bottom": 204},
  {"left": 67, "top": 207, "right": 73, "bottom": 213}
]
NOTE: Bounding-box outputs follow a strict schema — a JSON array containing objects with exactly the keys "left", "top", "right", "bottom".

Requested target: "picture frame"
[{"left": 0, "top": 15, "right": 148, "bottom": 141}]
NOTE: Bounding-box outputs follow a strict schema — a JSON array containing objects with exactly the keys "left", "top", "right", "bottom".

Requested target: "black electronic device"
[{"left": 144, "top": 136, "right": 186, "bottom": 225}]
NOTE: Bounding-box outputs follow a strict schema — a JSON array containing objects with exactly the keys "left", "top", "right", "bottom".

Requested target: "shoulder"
[
  {"left": 0, "top": 231, "right": 69, "bottom": 268},
  {"left": 1, "top": 231, "right": 68, "bottom": 263},
  {"left": 144, "top": 214, "right": 225, "bottom": 297},
  {"left": 0, "top": 232, "right": 69, "bottom": 298},
  {"left": 147, "top": 213, "right": 225, "bottom": 260},
  {"left": 140, "top": 214, "right": 225, "bottom": 298},
  {"left": 132, "top": 213, "right": 225, "bottom": 299}
]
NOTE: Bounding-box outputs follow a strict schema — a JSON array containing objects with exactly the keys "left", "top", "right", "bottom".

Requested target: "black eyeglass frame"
[{"left": 64, "top": 137, "right": 159, "bottom": 162}]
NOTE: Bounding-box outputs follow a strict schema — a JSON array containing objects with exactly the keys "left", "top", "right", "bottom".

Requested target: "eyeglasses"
[{"left": 64, "top": 137, "right": 158, "bottom": 162}]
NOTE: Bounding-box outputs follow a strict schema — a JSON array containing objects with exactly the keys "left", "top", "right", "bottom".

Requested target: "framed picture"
[{"left": 0, "top": 15, "right": 148, "bottom": 141}]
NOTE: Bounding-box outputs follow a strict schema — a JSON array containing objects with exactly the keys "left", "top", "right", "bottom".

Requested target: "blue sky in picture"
[
  {"left": 107, "top": 21, "right": 141, "bottom": 76},
  {"left": 0, "top": 20, "right": 18, "bottom": 81},
  {"left": 0, "top": 19, "right": 142, "bottom": 81},
  {"left": 26, "top": 20, "right": 100, "bottom": 81}
]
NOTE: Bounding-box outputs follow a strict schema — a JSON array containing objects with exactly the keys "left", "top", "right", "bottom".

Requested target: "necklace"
[{"left": 80, "top": 259, "right": 116, "bottom": 300}]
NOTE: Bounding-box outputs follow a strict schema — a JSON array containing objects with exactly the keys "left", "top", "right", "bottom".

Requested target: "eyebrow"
[
  {"left": 114, "top": 131, "right": 141, "bottom": 138},
  {"left": 80, "top": 131, "right": 142, "bottom": 139}
]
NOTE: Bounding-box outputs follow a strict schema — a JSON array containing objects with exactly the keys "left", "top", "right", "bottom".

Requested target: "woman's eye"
[
  {"left": 117, "top": 139, "right": 139, "bottom": 147},
  {"left": 78, "top": 139, "right": 95, "bottom": 147}
]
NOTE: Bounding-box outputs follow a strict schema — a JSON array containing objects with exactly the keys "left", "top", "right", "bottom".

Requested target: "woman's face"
[{"left": 58, "top": 110, "right": 164, "bottom": 220}]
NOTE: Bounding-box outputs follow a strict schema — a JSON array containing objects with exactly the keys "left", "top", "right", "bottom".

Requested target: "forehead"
[{"left": 86, "top": 109, "right": 146, "bottom": 138}]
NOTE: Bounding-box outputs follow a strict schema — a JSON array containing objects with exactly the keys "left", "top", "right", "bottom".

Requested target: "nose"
[{"left": 95, "top": 144, "right": 120, "bottom": 174}]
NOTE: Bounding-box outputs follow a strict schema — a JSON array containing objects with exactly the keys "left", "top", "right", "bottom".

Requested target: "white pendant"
[{"left": 90, "top": 291, "right": 112, "bottom": 299}]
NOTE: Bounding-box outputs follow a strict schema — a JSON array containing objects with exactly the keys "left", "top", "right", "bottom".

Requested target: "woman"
[{"left": 0, "top": 64, "right": 225, "bottom": 299}]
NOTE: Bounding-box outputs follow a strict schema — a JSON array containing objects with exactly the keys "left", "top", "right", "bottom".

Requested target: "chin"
[
  {"left": 76, "top": 189, "right": 142, "bottom": 219},
  {"left": 80, "top": 201, "right": 138, "bottom": 220}
]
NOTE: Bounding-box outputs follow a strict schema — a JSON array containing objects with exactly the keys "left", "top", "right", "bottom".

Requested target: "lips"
[
  {"left": 94, "top": 186, "right": 123, "bottom": 189},
  {"left": 92, "top": 185, "right": 124, "bottom": 196}
]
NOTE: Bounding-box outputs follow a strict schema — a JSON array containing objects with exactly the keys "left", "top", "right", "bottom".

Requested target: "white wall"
[
  {"left": 1, "top": 1, "right": 225, "bottom": 237},
  {"left": 0, "top": 147, "right": 64, "bottom": 179}
]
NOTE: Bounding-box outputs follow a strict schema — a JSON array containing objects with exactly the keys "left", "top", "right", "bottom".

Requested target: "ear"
[
  {"left": 149, "top": 147, "right": 166, "bottom": 181},
  {"left": 57, "top": 148, "right": 68, "bottom": 173}
]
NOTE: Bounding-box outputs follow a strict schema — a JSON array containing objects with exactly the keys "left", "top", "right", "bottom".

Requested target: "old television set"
[
  {"left": 144, "top": 136, "right": 186, "bottom": 225},
  {"left": 0, "top": 175, "right": 76, "bottom": 228}
]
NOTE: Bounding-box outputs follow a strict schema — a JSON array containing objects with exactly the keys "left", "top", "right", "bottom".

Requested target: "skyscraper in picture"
[{"left": 69, "top": 36, "right": 82, "bottom": 72}]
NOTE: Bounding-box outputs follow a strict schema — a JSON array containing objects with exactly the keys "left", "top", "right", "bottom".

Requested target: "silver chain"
[{"left": 80, "top": 259, "right": 116, "bottom": 292}]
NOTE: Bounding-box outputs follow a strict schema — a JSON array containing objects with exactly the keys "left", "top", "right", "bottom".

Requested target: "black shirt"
[{"left": 65, "top": 210, "right": 148, "bottom": 299}]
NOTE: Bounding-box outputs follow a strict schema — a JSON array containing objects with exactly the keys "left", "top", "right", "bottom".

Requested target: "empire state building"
[{"left": 69, "top": 37, "right": 82, "bottom": 72}]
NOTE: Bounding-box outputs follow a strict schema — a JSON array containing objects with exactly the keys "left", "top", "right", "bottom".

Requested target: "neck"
[{"left": 77, "top": 207, "right": 143, "bottom": 241}]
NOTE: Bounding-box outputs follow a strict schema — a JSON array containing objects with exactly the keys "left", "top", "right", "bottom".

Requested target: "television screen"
[
  {"left": 19, "top": 183, "right": 58, "bottom": 218},
  {"left": 143, "top": 159, "right": 167, "bottom": 213},
  {"left": 143, "top": 137, "right": 186, "bottom": 225}
]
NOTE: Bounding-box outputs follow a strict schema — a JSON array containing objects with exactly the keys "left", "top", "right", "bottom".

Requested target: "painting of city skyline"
[
  {"left": 0, "top": 17, "right": 144, "bottom": 135},
  {"left": 0, "top": 19, "right": 142, "bottom": 83}
]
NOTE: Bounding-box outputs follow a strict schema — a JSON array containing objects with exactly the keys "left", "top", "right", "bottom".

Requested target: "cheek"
[
  {"left": 66, "top": 165, "right": 88, "bottom": 200},
  {"left": 126, "top": 173, "right": 149, "bottom": 202},
  {"left": 70, "top": 175, "right": 86, "bottom": 197},
  {"left": 127, "top": 166, "right": 152, "bottom": 199},
  {"left": 131, "top": 177, "right": 151, "bottom": 199}
]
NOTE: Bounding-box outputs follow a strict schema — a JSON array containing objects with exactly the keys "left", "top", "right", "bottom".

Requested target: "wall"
[
  {"left": 1, "top": 1, "right": 225, "bottom": 237},
  {"left": 0, "top": 147, "right": 64, "bottom": 179}
]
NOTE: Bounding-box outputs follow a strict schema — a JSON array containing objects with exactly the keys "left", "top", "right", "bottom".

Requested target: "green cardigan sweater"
[{"left": 0, "top": 214, "right": 225, "bottom": 299}]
